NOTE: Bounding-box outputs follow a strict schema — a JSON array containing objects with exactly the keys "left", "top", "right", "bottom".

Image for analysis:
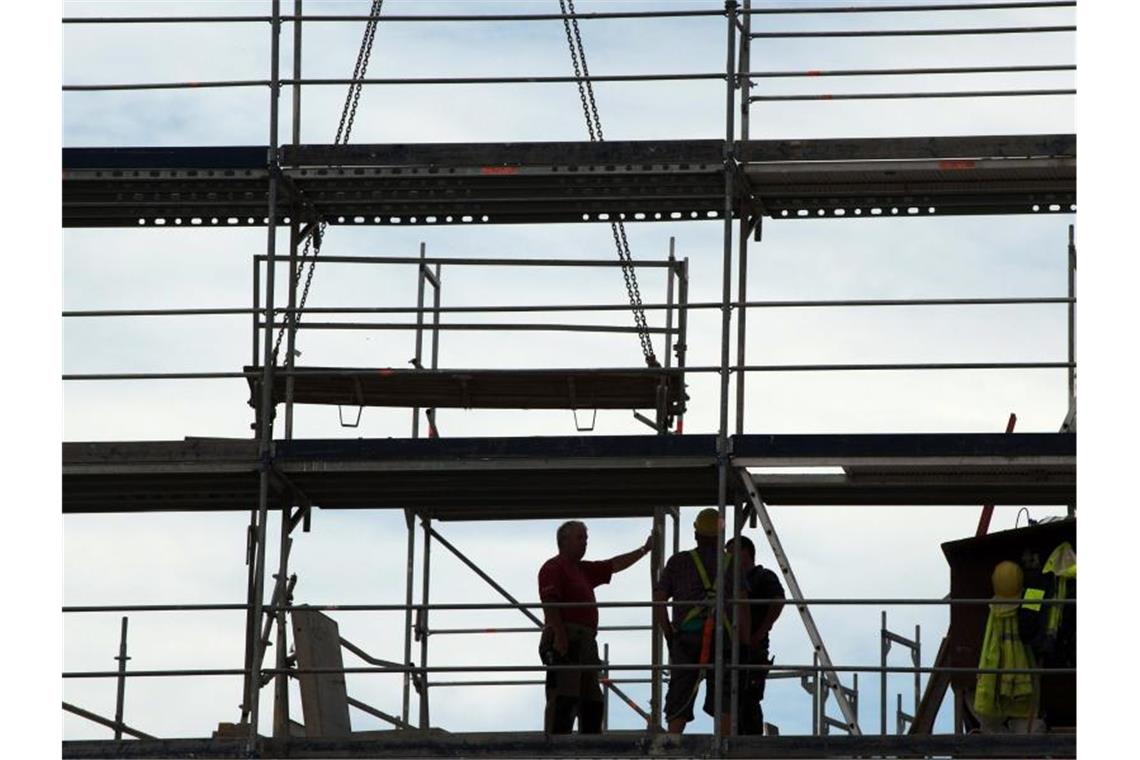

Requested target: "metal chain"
[
  {"left": 274, "top": 0, "right": 385, "bottom": 362},
  {"left": 559, "top": 0, "right": 658, "bottom": 367}
]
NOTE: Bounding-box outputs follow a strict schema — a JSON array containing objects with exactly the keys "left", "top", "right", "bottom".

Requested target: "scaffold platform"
[
  {"left": 61, "top": 134, "right": 1075, "bottom": 228},
  {"left": 62, "top": 432, "right": 1075, "bottom": 517},
  {"left": 60, "top": 730, "right": 1075, "bottom": 759}
]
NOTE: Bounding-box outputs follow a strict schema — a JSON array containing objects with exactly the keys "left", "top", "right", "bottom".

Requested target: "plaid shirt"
[{"left": 654, "top": 545, "right": 743, "bottom": 629}]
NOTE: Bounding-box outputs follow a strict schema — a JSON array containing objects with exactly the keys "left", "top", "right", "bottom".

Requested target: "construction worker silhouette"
[{"left": 654, "top": 508, "right": 749, "bottom": 734}]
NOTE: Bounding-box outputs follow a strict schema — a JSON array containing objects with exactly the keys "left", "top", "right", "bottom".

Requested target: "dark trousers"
[
  {"left": 540, "top": 624, "right": 604, "bottom": 734},
  {"left": 738, "top": 648, "right": 773, "bottom": 735}
]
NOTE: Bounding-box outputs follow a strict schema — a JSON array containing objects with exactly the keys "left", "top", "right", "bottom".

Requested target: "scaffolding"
[{"left": 62, "top": 2, "right": 1077, "bottom": 758}]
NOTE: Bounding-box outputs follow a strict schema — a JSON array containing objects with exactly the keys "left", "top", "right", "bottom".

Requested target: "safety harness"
[{"left": 667, "top": 550, "right": 738, "bottom": 721}]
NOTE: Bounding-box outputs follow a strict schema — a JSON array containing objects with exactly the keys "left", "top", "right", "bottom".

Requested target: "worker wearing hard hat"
[
  {"left": 538, "top": 521, "right": 652, "bottom": 734},
  {"left": 653, "top": 508, "right": 749, "bottom": 735},
  {"left": 973, "top": 560, "right": 1043, "bottom": 733}
]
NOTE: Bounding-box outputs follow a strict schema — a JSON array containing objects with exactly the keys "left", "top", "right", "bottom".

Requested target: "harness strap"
[{"left": 680, "top": 550, "right": 733, "bottom": 636}]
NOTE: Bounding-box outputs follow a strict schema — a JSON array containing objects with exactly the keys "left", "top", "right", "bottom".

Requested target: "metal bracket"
[
  {"left": 268, "top": 467, "right": 315, "bottom": 535},
  {"left": 287, "top": 504, "right": 312, "bottom": 534},
  {"left": 573, "top": 408, "right": 598, "bottom": 432},
  {"left": 413, "top": 606, "right": 426, "bottom": 643},
  {"left": 274, "top": 169, "right": 322, "bottom": 230},
  {"left": 567, "top": 377, "right": 597, "bottom": 431},
  {"left": 335, "top": 376, "right": 366, "bottom": 428},
  {"left": 633, "top": 410, "right": 664, "bottom": 433},
  {"left": 337, "top": 404, "right": 363, "bottom": 428}
]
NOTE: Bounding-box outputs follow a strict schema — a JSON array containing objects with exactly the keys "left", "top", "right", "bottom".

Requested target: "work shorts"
[{"left": 663, "top": 630, "right": 736, "bottom": 723}]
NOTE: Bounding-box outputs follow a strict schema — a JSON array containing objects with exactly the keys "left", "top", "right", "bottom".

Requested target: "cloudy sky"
[{"left": 21, "top": 0, "right": 1127, "bottom": 747}]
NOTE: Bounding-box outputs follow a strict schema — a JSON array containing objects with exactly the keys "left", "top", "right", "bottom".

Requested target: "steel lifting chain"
[
  {"left": 558, "top": 0, "right": 659, "bottom": 367},
  {"left": 274, "top": 0, "right": 385, "bottom": 361}
]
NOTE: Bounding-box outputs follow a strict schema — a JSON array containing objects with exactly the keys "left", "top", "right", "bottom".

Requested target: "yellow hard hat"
[
  {"left": 694, "top": 508, "right": 720, "bottom": 537},
  {"left": 991, "top": 561, "right": 1024, "bottom": 599}
]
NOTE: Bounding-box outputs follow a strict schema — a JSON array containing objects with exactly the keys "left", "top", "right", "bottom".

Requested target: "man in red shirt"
[{"left": 538, "top": 520, "right": 652, "bottom": 733}]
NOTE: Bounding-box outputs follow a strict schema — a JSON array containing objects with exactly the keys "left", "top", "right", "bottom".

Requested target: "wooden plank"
[{"left": 291, "top": 608, "right": 352, "bottom": 738}]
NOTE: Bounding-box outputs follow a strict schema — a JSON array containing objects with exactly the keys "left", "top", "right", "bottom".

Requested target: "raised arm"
[{"left": 608, "top": 533, "right": 653, "bottom": 574}]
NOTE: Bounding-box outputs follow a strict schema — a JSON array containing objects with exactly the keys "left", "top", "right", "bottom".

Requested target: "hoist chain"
[
  {"left": 558, "top": 0, "right": 659, "bottom": 367},
  {"left": 274, "top": 0, "right": 385, "bottom": 362}
]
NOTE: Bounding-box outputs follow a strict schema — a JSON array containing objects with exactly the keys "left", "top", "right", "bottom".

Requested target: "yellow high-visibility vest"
[{"left": 974, "top": 604, "right": 1037, "bottom": 720}]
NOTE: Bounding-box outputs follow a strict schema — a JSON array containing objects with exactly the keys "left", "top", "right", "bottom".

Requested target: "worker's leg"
[
  {"left": 540, "top": 628, "right": 557, "bottom": 733},
  {"left": 663, "top": 633, "right": 702, "bottom": 734},
  {"left": 739, "top": 650, "right": 771, "bottom": 735},
  {"left": 548, "top": 627, "right": 587, "bottom": 734},
  {"left": 579, "top": 699, "right": 604, "bottom": 734},
  {"left": 576, "top": 629, "right": 605, "bottom": 734},
  {"left": 702, "top": 634, "right": 738, "bottom": 733}
]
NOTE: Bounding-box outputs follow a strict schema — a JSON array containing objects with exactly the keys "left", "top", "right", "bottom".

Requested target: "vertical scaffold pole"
[
  {"left": 272, "top": 0, "right": 304, "bottom": 739},
  {"left": 880, "top": 610, "right": 887, "bottom": 735},
  {"left": 713, "top": 1, "right": 739, "bottom": 747},
  {"left": 914, "top": 624, "right": 922, "bottom": 723},
  {"left": 735, "top": 0, "right": 752, "bottom": 438},
  {"left": 247, "top": 1, "right": 283, "bottom": 749},
  {"left": 648, "top": 238, "right": 677, "bottom": 731},
  {"left": 676, "top": 257, "right": 690, "bottom": 436},
  {"left": 406, "top": 242, "right": 428, "bottom": 721},
  {"left": 419, "top": 516, "right": 433, "bottom": 728},
  {"left": 402, "top": 508, "right": 416, "bottom": 726},
  {"left": 113, "top": 616, "right": 129, "bottom": 741},
  {"left": 243, "top": 259, "right": 260, "bottom": 727},
  {"left": 1066, "top": 224, "right": 1076, "bottom": 517},
  {"left": 1067, "top": 224, "right": 1076, "bottom": 416},
  {"left": 430, "top": 264, "right": 441, "bottom": 373},
  {"left": 412, "top": 242, "right": 427, "bottom": 437},
  {"left": 284, "top": 0, "right": 303, "bottom": 440},
  {"left": 729, "top": 1, "right": 752, "bottom": 737}
]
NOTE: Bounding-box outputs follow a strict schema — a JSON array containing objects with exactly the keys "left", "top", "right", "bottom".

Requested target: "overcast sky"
[{"left": 28, "top": 0, "right": 1128, "bottom": 747}]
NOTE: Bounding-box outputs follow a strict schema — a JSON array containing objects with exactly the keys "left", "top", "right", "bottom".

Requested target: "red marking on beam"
[
  {"left": 378, "top": 368, "right": 394, "bottom": 376},
  {"left": 939, "top": 160, "right": 976, "bottom": 170},
  {"left": 481, "top": 166, "right": 519, "bottom": 176},
  {"left": 807, "top": 70, "right": 822, "bottom": 77}
]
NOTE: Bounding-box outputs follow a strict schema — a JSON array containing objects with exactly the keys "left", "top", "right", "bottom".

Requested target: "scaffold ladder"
[{"left": 737, "top": 467, "right": 862, "bottom": 735}]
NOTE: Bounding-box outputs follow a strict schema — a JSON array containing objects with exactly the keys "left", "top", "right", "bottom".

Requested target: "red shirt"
[{"left": 537, "top": 555, "right": 614, "bottom": 630}]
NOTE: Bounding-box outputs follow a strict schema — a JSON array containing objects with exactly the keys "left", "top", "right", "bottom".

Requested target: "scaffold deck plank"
[
  {"left": 247, "top": 367, "right": 685, "bottom": 412},
  {"left": 61, "top": 731, "right": 1076, "bottom": 759},
  {"left": 61, "top": 134, "right": 1075, "bottom": 227},
  {"left": 62, "top": 433, "right": 1075, "bottom": 516}
]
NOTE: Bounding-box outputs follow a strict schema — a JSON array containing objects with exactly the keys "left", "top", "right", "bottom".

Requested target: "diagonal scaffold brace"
[{"left": 737, "top": 467, "right": 862, "bottom": 735}]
